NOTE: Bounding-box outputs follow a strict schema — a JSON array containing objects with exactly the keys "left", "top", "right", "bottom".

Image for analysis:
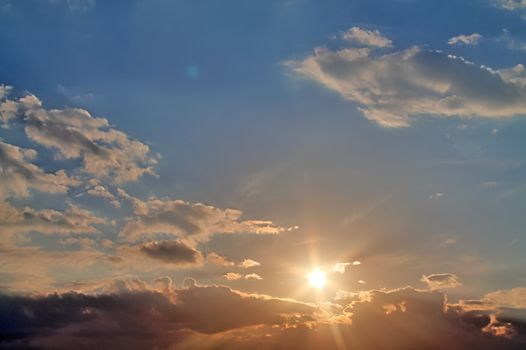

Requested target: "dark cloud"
[
  {"left": 1, "top": 284, "right": 526, "bottom": 349},
  {"left": 139, "top": 240, "right": 203, "bottom": 265},
  {"left": 0, "top": 280, "right": 317, "bottom": 349}
]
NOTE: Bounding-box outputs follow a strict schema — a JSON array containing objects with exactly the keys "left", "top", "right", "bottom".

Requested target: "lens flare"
[{"left": 308, "top": 268, "right": 327, "bottom": 289}]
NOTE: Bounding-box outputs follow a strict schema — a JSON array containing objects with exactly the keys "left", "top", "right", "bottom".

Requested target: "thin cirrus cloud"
[
  {"left": 448, "top": 33, "right": 483, "bottom": 45},
  {"left": 288, "top": 30, "right": 526, "bottom": 127}
]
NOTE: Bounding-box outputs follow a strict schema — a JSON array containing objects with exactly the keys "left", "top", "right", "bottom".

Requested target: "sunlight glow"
[{"left": 308, "top": 268, "right": 327, "bottom": 289}]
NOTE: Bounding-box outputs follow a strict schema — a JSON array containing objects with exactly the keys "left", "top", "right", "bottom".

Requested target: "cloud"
[
  {"left": 224, "top": 272, "right": 244, "bottom": 280},
  {"left": 289, "top": 45, "right": 526, "bottom": 127},
  {"left": 332, "top": 262, "right": 351, "bottom": 274},
  {"left": 497, "top": 29, "right": 526, "bottom": 51},
  {"left": 139, "top": 240, "right": 203, "bottom": 265},
  {"left": 244, "top": 273, "right": 263, "bottom": 280},
  {"left": 331, "top": 261, "right": 360, "bottom": 274},
  {"left": 0, "top": 278, "right": 318, "bottom": 349},
  {"left": 421, "top": 273, "right": 462, "bottom": 290},
  {"left": 0, "top": 89, "right": 157, "bottom": 184},
  {"left": 494, "top": 0, "right": 526, "bottom": 10},
  {"left": 483, "top": 287, "right": 526, "bottom": 309},
  {"left": 0, "top": 140, "right": 77, "bottom": 199},
  {"left": 0, "top": 84, "right": 11, "bottom": 100},
  {"left": 342, "top": 27, "right": 392, "bottom": 48},
  {"left": 239, "top": 258, "right": 261, "bottom": 268},
  {"left": 120, "top": 196, "right": 287, "bottom": 243},
  {"left": 448, "top": 33, "right": 483, "bottom": 45},
  {"left": 207, "top": 252, "right": 235, "bottom": 266},
  {"left": 224, "top": 272, "right": 263, "bottom": 281},
  {"left": 3, "top": 284, "right": 526, "bottom": 349},
  {"left": 0, "top": 201, "right": 104, "bottom": 240},
  {"left": 83, "top": 179, "right": 121, "bottom": 208}
]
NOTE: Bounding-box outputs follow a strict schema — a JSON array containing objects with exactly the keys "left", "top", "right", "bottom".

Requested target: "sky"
[{"left": 1, "top": 0, "right": 526, "bottom": 349}]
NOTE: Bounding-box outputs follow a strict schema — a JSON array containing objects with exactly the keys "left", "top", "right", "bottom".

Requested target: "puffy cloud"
[
  {"left": 421, "top": 273, "right": 462, "bottom": 290},
  {"left": 224, "top": 272, "right": 263, "bottom": 281},
  {"left": 3, "top": 284, "right": 526, "bottom": 349},
  {"left": 84, "top": 179, "right": 120, "bottom": 207},
  {"left": 1, "top": 90, "right": 157, "bottom": 184},
  {"left": 224, "top": 272, "right": 243, "bottom": 281},
  {"left": 342, "top": 27, "right": 392, "bottom": 48},
  {"left": 448, "top": 33, "right": 483, "bottom": 46},
  {"left": 0, "top": 140, "right": 77, "bottom": 199},
  {"left": 289, "top": 45, "right": 526, "bottom": 127},
  {"left": 139, "top": 240, "right": 203, "bottom": 265},
  {"left": 331, "top": 261, "right": 360, "bottom": 274},
  {"left": 206, "top": 252, "right": 235, "bottom": 266},
  {"left": 332, "top": 262, "right": 351, "bottom": 274},
  {"left": 239, "top": 258, "right": 261, "bottom": 268},
  {"left": 0, "top": 280, "right": 318, "bottom": 349},
  {"left": 244, "top": 273, "right": 263, "bottom": 280},
  {"left": 0, "top": 201, "right": 104, "bottom": 240},
  {"left": 120, "top": 196, "right": 287, "bottom": 243},
  {"left": 0, "top": 84, "right": 11, "bottom": 99}
]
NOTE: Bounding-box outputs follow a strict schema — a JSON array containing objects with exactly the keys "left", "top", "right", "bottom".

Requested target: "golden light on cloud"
[{"left": 308, "top": 268, "right": 327, "bottom": 289}]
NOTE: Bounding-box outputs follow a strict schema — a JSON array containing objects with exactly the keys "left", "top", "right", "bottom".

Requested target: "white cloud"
[
  {"left": 448, "top": 33, "right": 483, "bottom": 46},
  {"left": 223, "top": 272, "right": 262, "bottom": 281},
  {"left": 332, "top": 262, "right": 351, "bottom": 274},
  {"left": 1, "top": 90, "right": 158, "bottom": 184},
  {"left": 332, "top": 261, "right": 361, "bottom": 274},
  {"left": 120, "top": 195, "right": 288, "bottom": 243},
  {"left": 0, "top": 140, "right": 77, "bottom": 199},
  {"left": 342, "top": 27, "right": 392, "bottom": 48},
  {"left": 239, "top": 258, "right": 261, "bottom": 268},
  {"left": 289, "top": 45, "right": 526, "bottom": 127},
  {"left": 0, "top": 84, "right": 12, "bottom": 100},
  {"left": 244, "top": 273, "right": 263, "bottom": 280},
  {"left": 224, "top": 272, "right": 243, "bottom": 281}
]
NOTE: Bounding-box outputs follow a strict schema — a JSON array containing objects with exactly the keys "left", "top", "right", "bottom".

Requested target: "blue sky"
[{"left": 1, "top": 1, "right": 526, "bottom": 348}]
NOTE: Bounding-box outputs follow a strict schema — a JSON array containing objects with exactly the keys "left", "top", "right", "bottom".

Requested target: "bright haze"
[{"left": 1, "top": 1, "right": 526, "bottom": 349}]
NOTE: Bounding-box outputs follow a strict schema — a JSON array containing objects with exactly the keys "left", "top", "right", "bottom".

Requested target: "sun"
[{"left": 308, "top": 268, "right": 327, "bottom": 289}]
